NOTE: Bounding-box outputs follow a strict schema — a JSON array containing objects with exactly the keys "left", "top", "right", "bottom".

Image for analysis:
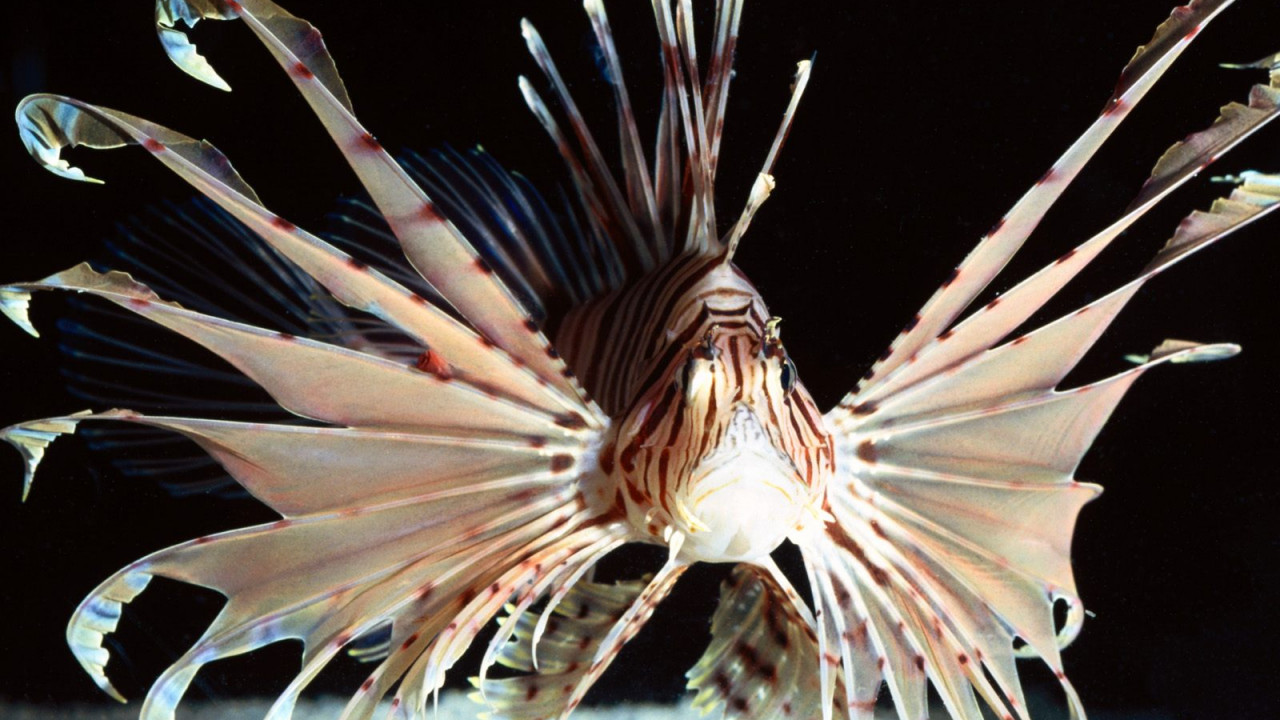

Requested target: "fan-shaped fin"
[
  {"left": 687, "top": 562, "right": 842, "bottom": 720},
  {"left": 4, "top": 398, "right": 600, "bottom": 717},
  {"left": 16, "top": 94, "right": 592, "bottom": 422},
  {"left": 474, "top": 570, "right": 675, "bottom": 720},
  {"left": 152, "top": 0, "right": 592, "bottom": 408},
  {"left": 808, "top": 339, "right": 1237, "bottom": 720}
]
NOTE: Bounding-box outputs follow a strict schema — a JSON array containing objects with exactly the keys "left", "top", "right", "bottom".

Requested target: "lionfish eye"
[{"left": 780, "top": 357, "right": 798, "bottom": 395}]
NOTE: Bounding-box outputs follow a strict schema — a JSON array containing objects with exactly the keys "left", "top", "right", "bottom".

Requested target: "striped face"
[{"left": 588, "top": 260, "right": 835, "bottom": 563}]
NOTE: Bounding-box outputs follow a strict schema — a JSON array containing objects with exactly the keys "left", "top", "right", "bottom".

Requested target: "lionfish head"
[{"left": 622, "top": 312, "right": 833, "bottom": 563}]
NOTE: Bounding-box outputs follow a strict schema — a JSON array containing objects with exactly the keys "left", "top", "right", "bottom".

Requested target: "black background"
[{"left": 3, "top": 2, "right": 1279, "bottom": 718}]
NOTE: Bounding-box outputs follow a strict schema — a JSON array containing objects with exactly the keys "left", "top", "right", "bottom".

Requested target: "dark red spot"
[
  {"left": 527, "top": 436, "right": 547, "bottom": 449},
  {"left": 194, "top": 535, "right": 213, "bottom": 545},
  {"left": 474, "top": 257, "right": 495, "bottom": 275},
  {"left": 851, "top": 401, "right": 877, "bottom": 416},
  {"left": 550, "top": 454, "right": 574, "bottom": 473},
  {"left": 142, "top": 138, "right": 166, "bottom": 153},
  {"left": 360, "top": 677, "right": 374, "bottom": 692},
  {"left": 408, "top": 292, "right": 427, "bottom": 305},
  {"left": 914, "top": 655, "right": 925, "bottom": 672},
  {"left": 869, "top": 565, "right": 890, "bottom": 586},
  {"left": 877, "top": 348, "right": 892, "bottom": 362},
  {"left": 730, "top": 697, "right": 749, "bottom": 712},
  {"left": 1037, "top": 168, "right": 1058, "bottom": 186},
  {"left": 526, "top": 684, "right": 540, "bottom": 701},
  {"left": 1103, "top": 97, "right": 1125, "bottom": 115},
  {"left": 941, "top": 267, "right": 960, "bottom": 288},
  {"left": 335, "top": 632, "right": 353, "bottom": 646},
  {"left": 1056, "top": 248, "right": 1078, "bottom": 265},
  {"left": 1011, "top": 335, "right": 1029, "bottom": 346},
  {"left": 401, "top": 633, "right": 419, "bottom": 649},
  {"left": 271, "top": 216, "right": 297, "bottom": 232},
  {"left": 938, "top": 328, "right": 955, "bottom": 342},
  {"left": 359, "top": 132, "right": 382, "bottom": 151},
  {"left": 523, "top": 318, "right": 539, "bottom": 332},
  {"left": 346, "top": 257, "right": 368, "bottom": 271},
  {"left": 416, "top": 584, "right": 434, "bottom": 601},
  {"left": 958, "top": 652, "right": 970, "bottom": 665},
  {"left": 985, "top": 297, "right": 1001, "bottom": 310},
  {"left": 511, "top": 487, "right": 540, "bottom": 503},
  {"left": 1056, "top": 670, "right": 1067, "bottom": 680},
  {"left": 870, "top": 520, "right": 887, "bottom": 539},
  {"left": 546, "top": 346, "right": 560, "bottom": 359},
  {"left": 489, "top": 582, "right": 501, "bottom": 596},
  {"left": 271, "top": 519, "right": 292, "bottom": 530},
  {"left": 277, "top": 332, "right": 295, "bottom": 341},
  {"left": 127, "top": 298, "right": 151, "bottom": 309},
  {"left": 419, "top": 202, "right": 442, "bottom": 222},
  {"left": 415, "top": 349, "right": 452, "bottom": 379},
  {"left": 555, "top": 412, "right": 588, "bottom": 430},
  {"left": 902, "top": 314, "right": 921, "bottom": 334},
  {"left": 856, "top": 440, "right": 877, "bottom": 464},
  {"left": 599, "top": 442, "right": 615, "bottom": 474},
  {"left": 291, "top": 62, "right": 314, "bottom": 80},
  {"left": 226, "top": 0, "right": 243, "bottom": 11},
  {"left": 714, "top": 671, "right": 732, "bottom": 696}
]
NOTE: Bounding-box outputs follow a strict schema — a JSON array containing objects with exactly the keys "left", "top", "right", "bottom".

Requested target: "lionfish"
[{"left": 3, "top": 0, "right": 1278, "bottom": 718}]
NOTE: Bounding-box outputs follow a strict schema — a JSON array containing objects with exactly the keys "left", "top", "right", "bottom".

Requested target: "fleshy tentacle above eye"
[{"left": 808, "top": 4, "right": 1279, "bottom": 719}]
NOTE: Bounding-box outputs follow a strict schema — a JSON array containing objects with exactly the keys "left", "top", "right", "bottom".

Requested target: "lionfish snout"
[
  {"left": 677, "top": 403, "right": 810, "bottom": 562},
  {"left": 611, "top": 315, "right": 832, "bottom": 563}
]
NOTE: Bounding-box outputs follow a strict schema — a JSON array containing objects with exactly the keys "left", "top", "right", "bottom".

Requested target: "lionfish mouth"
[{"left": 679, "top": 405, "right": 807, "bottom": 562}]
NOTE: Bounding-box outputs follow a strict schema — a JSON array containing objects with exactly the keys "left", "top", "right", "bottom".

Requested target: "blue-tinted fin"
[{"left": 400, "top": 144, "right": 624, "bottom": 327}]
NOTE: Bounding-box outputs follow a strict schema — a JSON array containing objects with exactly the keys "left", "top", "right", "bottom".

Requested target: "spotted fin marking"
[
  {"left": 854, "top": 0, "right": 1235, "bottom": 393},
  {"left": 687, "top": 562, "right": 847, "bottom": 720},
  {"left": 154, "top": 0, "right": 594, "bottom": 408}
]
